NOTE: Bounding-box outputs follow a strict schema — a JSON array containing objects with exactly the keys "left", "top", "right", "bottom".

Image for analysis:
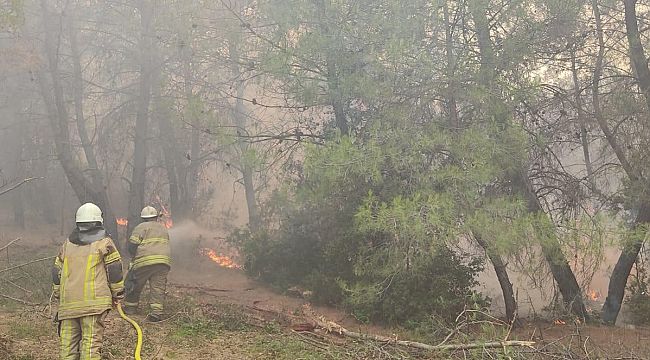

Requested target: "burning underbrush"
[
  {"left": 163, "top": 220, "right": 243, "bottom": 272},
  {"left": 200, "top": 248, "right": 242, "bottom": 269}
]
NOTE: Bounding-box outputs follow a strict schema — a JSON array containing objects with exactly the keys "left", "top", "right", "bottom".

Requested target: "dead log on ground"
[{"left": 311, "top": 317, "right": 535, "bottom": 352}]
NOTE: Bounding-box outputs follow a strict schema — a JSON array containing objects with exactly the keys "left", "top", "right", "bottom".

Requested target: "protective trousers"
[
  {"left": 124, "top": 263, "right": 169, "bottom": 316},
  {"left": 59, "top": 311, "right": 107, "bottom": 360}
]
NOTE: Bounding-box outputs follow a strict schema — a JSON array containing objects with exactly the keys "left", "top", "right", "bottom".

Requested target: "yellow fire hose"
[{"left": 117, "top": 303, "right": 143, "bottom": 360}]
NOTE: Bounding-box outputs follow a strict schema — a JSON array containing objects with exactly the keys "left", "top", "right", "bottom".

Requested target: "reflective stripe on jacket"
[
  {"left": 54, "top": 237, "right": 123, "bottom": 320},
  {"left": 129, "top": 221, "right": 171, "bottom": 270}
]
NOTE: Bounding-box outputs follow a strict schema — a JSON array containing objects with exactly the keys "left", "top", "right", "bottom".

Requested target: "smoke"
[
  {"left": 168, "top": 219, "right": 237, "bottom": 270},
  {"left": 478, "top": 246, "right": 628, "bottom": 322}
]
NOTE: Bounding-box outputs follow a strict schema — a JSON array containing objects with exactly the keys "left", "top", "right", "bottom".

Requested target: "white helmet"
[
  {"left": 76, "top": 203, "right": 103, "bottom": 224},
  {"left": 140, "top": 206, "right": 159, "bottom": 219}
]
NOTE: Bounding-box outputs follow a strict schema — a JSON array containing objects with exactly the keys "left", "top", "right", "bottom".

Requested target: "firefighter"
[
  {"left": 52, "top": 202, "right": 124, "bottom": 360},
  {"left": 123, "top": 206, "right": 171, "bottom": 322}
]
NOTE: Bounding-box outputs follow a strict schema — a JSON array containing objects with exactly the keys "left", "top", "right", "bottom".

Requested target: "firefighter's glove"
[{"left": 124, "top": 270, "right": 136, "bottom": 295}]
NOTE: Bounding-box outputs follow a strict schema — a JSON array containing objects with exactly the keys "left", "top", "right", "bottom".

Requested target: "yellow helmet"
[
  {"left": 140, "top": 206, "right": 159, "bottom": 219},
  {"left": 76, "top": 203, "right": 103, "bottom": 224}
]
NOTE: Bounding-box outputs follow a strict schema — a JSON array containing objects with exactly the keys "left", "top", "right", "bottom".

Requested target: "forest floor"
[{"left": 1, "top": 224, "right": 650, "bottom": 359}]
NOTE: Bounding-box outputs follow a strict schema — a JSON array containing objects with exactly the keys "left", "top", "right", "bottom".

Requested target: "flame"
[
  {"left": 117, "top": 218, "right": 128, "bottom": 226},
  {"left": 554, "top": 319, "right": 566, "bottom": 325},
  {"left": 200, "top": 248, "right": 241, "bottom": 269},
  {"left": 587, "top": 289, "right": 601, "bottom": 301},
  {"left": 162, "top": 217, "right": 173, "bottom": 229},
  {"left": 155, "top": 195, "right": 173, "bottom": 229}
]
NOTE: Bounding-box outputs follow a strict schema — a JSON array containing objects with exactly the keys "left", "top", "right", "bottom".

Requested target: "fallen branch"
[
  {"left": 0, "top": 293, "right": 39, "bottom": 306},
  {"left": 5, "top": 279, "right": 32, "bottom": 294},
  {"left": 0, "top": 178, "right": 43, "bottom": 197},
  {"left": 0, "top": 256, "right": 56, "bottom": 274},
  {"left": 0, "top": 238, "right": 21, "bottom": 253},
  {"left": 312, "top": 317, "right": 535, "bottom": 352}
]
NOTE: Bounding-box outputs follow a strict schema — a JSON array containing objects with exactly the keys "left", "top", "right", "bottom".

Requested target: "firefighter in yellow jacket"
[
  {"left": 52, "top": 202, "right": 124, "bottom": 360},
  {"left": 123, "top": 206, "right": 171, "bottom": 322}
]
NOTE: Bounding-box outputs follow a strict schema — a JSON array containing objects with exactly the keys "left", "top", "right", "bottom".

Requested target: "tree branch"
[{"left": 0, "top": 178, "right": 42, "bottom": 197}]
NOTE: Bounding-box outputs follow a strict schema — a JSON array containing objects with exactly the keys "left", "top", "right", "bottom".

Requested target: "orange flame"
[
  {"left": 117, "top": 218, "right": 128, "bottom": 226},
  {"left": 162, "top": 218, "right": 173, "bottom": 229},
  {"left": 200, "top": 248, "right": 241, "bottom": 269},
  {"left": 554, "top": 319, "right": 566, "bottom": 325},
  {"left": 587, "top": 289, "right": 600, "bottom": 301}
]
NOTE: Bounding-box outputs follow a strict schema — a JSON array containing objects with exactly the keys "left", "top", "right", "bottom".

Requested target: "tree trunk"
[
  {"left": 152, "top": 76, "right": 185, "bottom": 221},
  {"left": 67, "top": 12, "right": 118, "bottom": 240},
  {"left": 474, "top": 234, "right": 517, "bottom": 322},
  {"left": 470, "top": 1, "right": 587, "bottom": 318},
  {"left": 127, "top": 0, "right": 155, "bottom": 237},
  {"left": 35, "top": 140, "right": 56, "bottom": 225},
  {"left": 183, "top": 46, "right": 200, "bottom": 218},
  {"left": 469, "top": 0, "right": 495, "bottom": 87},
  {"left": 623, "top": 0, "right": 650, "bottom": 111},
  {"left": 602, "top": 205, "right": 650, "bottom": 323},
  {"left": 446, "top": 1, "right": 516, "bottom": 323},
  {"left": 442, "top": 1, "right": 460, "bottom": 130},
  {"left": 37, "top": 0, "right": 117, "bottom": 239},
  {"left": 570, "top": 54, "right": 594, "bottom": 185},
  {"left": 599, "top": 0, "right": 650, "bottom": 324},
  {"left": 9, "top": 108, "right": 25, "bottom": 229},
  {"left": 326, "top": 57, "right": 349, "bottom": 136},
  {"left": 228, "top": 40, "right": 261, "bottom": 232},
  {"left": 314, "top": 0, "right": 348, "bottom": 136},
  {"left": 522, "top": 174, "right": 587, "bottom": 318}
]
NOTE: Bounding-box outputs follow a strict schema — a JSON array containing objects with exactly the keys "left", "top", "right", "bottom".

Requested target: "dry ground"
[{"left": 1, "top": 224, "right": 650, "bottom": 359}]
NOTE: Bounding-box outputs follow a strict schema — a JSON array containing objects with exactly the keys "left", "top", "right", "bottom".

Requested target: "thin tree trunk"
[
  {"left": 443, "top": 1, "right": 459, "bottom": 130},
  {"left": 152, "top": 75, "right": 184, "bottom": 220},
  {"left": 68, "top": 13, "right": 118, "bottom": 240},
  {"left": 35, "top": 138, "right": 56, "bottom": 224},
  {"left": 446, "top": 1, "right": 516, "bottom": 322},
  {"left": 314, "top": 0, "right": 348, "bottom": 136},
  {"left": 522, "top": 175, "right": 588, "bottom": 317},
  {"left": 183, "top": 47, "right": 200, "bottom": 218},
  {"left": 10, "top": 109, "right": 25, "bottom": 229},
  {"left": 474, "top": 234, "right": 517, "bottom": 322},
  {"left": 570, "top": 54, "right": 594, "bottom": 185},
  {"left": 594, "top": 0, "right": 636, "bottom": 179},
  {"left": 38, "top": 0, "right": 117, "bottom": 239},
  {"left": 470, "top": 0, "right": 495, "bottom": 87},
  {"left": 127, "top": 0, "right": 155, "bottom": 237},
  {"left": 623, "top": 0, "right": 650, "bottom": 111},
  {"left": 228, "top": 40, "right": 260, "bottom": 232},
  {"left": 326, "top": 57, "right": 349, "bottom": 136},
  {"left": 470, "top": 0, "right": 587, "bottom": 318},
  {"left": 598, "top": 0, "right": 650, "bottom": 324}
]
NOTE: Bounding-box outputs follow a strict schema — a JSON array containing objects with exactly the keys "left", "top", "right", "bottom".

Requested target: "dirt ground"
[{"left": 2, "top": 223, "right": 650, "bottom": 359}]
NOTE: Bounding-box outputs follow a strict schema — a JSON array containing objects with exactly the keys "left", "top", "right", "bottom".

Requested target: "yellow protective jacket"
[
  {"left": 53, "top": 229, "right": 124, "bottom": 320},
  {"left": 128, "top": 221, "right": 171, "bottom": 270}
]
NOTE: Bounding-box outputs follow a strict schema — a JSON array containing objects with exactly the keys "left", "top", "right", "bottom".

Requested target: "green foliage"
[
  {"left": 343, "top": 246, "right": 488, "bottom": 324},
  {"left": 247, "top": 334, "right": 341, "bottom": 360},
  {"left": 234, "top": 115, "right": 543, "bottom": 326},
  {"left": 625, "top": 257, "right": 650, "bottom": 325},
  {"left": 0, "top": 0, "right": 24, "bottom": 31}
]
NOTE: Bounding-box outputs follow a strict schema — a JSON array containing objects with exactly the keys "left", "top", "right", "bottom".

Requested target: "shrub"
[{"left": 234, "top": 122, "right": 527, "bottom": 327}]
